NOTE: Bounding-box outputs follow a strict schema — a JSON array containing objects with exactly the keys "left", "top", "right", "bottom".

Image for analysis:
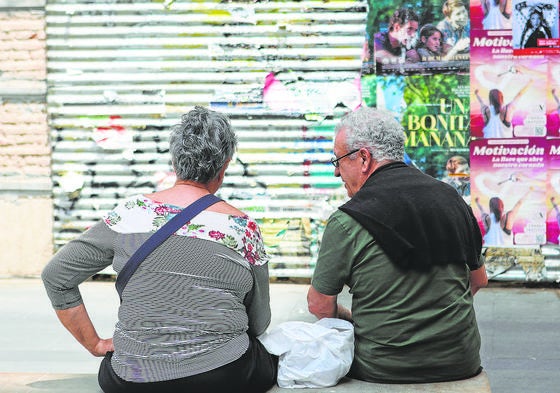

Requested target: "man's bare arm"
[{"left": 307, "top": 285, "right": 352, "bottom": 322}]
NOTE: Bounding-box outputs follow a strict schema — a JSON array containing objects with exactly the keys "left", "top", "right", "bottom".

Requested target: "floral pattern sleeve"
[{"left": 104, "top": 195, "right": 269, "bottom": 266}]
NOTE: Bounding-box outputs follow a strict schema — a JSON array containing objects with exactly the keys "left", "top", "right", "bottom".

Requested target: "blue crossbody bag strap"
[{"left": 115, "top": 194, "right": 221, "bottom": 301}]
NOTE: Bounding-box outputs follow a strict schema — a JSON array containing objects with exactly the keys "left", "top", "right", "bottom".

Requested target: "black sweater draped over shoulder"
[{"left": 339, "top": 162, "right": 482, "bottom": 271}]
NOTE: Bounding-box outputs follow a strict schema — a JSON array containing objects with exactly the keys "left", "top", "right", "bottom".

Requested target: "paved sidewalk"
[{"left": 0, "top": 279, "right": 559, "bottom": 393}]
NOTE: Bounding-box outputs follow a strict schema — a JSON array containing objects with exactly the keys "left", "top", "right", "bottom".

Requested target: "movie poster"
[
  {"left": 547, "top": 138, "right": 560, "bottom": 243},
  {"left": 471, "top": 137, "right": 547, "bottom": 246},
  {"left": 373, "top": 73, "right": 470, "bottom": 198},
  {"left": 361, "top": 1, "right": 470, "bottom": 201},
  {"left": 470, "top": 29, "right": 547, "bottom": 138},
  {"left": 363, "top": 0, "right": 469, "bottom": 76},
  {"left": 470, "top": 0, "right": 513, "bottom": 31},
  {"left": 512, "top": 0, "right": 560, "bottom": 55}
]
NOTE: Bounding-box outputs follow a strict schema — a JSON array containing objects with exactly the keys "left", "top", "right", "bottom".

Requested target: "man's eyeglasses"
[{"left": 330, "top": 149, "right": 360, "bottom": 168}]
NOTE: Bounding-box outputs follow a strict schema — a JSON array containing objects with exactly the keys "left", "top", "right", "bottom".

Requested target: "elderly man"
[{"left": 307, "top": 107, "right": 488, "bottom": 383}]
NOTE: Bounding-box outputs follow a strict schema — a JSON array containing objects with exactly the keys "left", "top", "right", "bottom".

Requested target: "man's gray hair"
[
  {"left": 169, "top": 106, "right": 237, "bottom": 183},
  {"left": 335, "top": 107, "right": 405, "bottom": 162}
]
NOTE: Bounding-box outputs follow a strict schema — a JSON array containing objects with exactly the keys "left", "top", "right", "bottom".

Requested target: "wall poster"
[{"left": 360, "top": 0, "right": 560, "bottom": 281}]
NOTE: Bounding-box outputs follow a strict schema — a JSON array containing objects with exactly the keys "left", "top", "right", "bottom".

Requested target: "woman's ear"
[{"left": 219, "top": 160, "right": 230, "bottom": 180}]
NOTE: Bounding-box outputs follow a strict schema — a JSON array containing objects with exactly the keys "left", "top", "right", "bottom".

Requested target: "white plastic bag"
[{"left": 258, "top": 318, "right": 354, "bottom": 388}]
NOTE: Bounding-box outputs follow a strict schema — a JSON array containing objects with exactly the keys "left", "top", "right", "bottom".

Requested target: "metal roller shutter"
[{"left": 47, "top": 0, "right": 367, "bottom": 278}]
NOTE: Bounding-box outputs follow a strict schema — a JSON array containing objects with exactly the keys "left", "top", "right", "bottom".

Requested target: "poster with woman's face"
[{"left": 512, "top": 0, "right": 560, "bottom": 54}]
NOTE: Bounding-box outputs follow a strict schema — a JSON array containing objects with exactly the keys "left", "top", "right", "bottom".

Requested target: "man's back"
[
  {"left": 312, "top": 210, "right": 482, "bottom": 383},
  {"left": 308, "top": 108, "right": 486, "bottom": 384}
]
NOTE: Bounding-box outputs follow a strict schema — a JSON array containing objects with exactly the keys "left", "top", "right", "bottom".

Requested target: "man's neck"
[{"left": 372, "top": 159, "right": 397, "bottom": 174}]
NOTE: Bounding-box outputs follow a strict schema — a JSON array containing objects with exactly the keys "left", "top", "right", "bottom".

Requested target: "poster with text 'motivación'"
[{"left": 471, "top": 137, "right": 547, "bottom": 246}]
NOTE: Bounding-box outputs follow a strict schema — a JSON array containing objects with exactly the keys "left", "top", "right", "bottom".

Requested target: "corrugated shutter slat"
[{"left": 48, "top": 0, "right": 366, "bottom": 277}]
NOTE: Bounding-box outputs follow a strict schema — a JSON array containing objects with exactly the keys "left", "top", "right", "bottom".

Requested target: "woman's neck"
[
  {"left": 145, "top": 180, "right": 213, "bottom": 207},
  {"left": 174, "top": 180, "right": 210, "bottom": 192}
]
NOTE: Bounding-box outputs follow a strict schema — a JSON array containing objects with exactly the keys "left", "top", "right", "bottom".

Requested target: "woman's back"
[
  {"left": 483, "top": 212, "right": 513, "bottom": 245},
  {"left": 483, "top": 106, "right": 512, "bottom": 138},
  {"left": 483, "top": 0, "right": 510, "bottom": 29},
  {"left": 105, "top": 195, "right": 271, "bottom": 382}
]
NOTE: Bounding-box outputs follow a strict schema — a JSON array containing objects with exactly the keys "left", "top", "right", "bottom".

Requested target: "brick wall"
[{"left": 0, "top": 1, "right": 52, "bottom": 276}]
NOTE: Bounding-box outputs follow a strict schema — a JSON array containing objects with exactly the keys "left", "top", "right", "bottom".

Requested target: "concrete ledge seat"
[
  {"left": 268, "top": 371, "right": 491, "bottom": 393},
  {"left": 0, "top": 373, "right": 102, "bottom": 393},
  {"left": 1, "top": 371, "right": 490, "bottom": 393}
]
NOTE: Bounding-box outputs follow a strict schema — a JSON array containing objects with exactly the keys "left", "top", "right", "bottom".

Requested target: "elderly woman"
[{"left": 42, "top": 106, "right": 278, "bottom": 392}]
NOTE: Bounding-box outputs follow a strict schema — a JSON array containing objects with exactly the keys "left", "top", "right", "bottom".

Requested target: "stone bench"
[
  {"left": 0, "top": 373, "right": 102, "bottom": 393},
  {"left": 0, "top": 371, "right": 490, "bottom": 393},
  {"left": 269, "top": 371, "right": 491, "bottom": 392}
]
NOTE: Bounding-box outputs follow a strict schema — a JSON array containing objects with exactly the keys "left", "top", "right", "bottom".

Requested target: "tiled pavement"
[{"left": 0, "top": 279, "right": 558, "bottom": 393}]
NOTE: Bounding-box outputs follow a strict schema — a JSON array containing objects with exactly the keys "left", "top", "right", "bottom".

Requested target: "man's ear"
[
  {"left": 359, "top": 149, "right": 371, "bottom": 172},
  {"left": 360, "top": 148, "right": 370, "bottom": 161}
]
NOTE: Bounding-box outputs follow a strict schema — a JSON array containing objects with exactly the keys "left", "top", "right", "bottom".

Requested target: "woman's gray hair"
[
  {"left": 335, "top": 107, "right": 405, "bottom": 162},
  {"left": 169, "top": 106, "right": 237, "bottom": 183}
]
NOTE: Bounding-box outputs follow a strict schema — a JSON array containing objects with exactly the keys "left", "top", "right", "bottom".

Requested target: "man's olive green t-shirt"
[{"left": 312, "top": 210, "right": 482, "bottom": 383}]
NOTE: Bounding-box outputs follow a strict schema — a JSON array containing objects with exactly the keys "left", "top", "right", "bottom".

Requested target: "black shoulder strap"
[{"left": 115, "top": 194, "right": 221, "bottom": 301}]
